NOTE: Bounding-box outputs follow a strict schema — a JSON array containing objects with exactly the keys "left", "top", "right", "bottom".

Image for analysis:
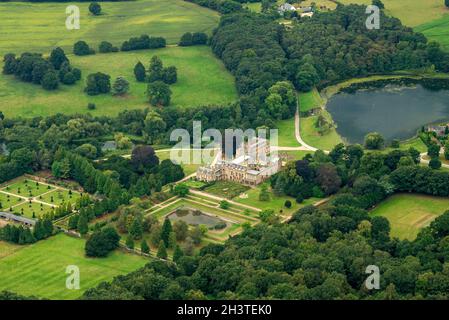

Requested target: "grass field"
[
  {"left": 371, "top": 193, "right": 449, "bottom": 240},
  {"left": 0, "top": 234, "right": 147, "bottom": 299},
  {"left": 0, "top": 192, "right": 23, "bottom": 210},
  {"left": 0, "top": 0, "right": 219, "bottom": 55},
  {"left": 12, "top": 201, "right": 55, "bottom": 219},
  {"left": 202, "top": 181, "right": 250, "bottom": 199},
  {"left": 275, "top": 117, "right": 300, "bottom": 148},
  {"left": 339, "top": 0, "right": 449, "bottom": 27},
  {"left": 300, "top": 113, "right": 343, "bottom": 151},
  {"left": 233, "top": 182, "right": 319, "bottom": 217},
  {"left": 2, "top": 179, "right": 53, "bottom": 198},
  {"left": 299, "top": 88, "right": 324, "bottom": 113},
  {"left": 416, "top": 15, "right": 449, "bottom": 51},
  {"left": 39, "top": 189, "right": 81, "bottom": 206},
  {"left": 0, "top": 46, "right": 237, "bottom": 118}
]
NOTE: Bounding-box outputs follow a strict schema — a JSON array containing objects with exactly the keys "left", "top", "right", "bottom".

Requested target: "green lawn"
[
  {"left": 300, "top": 113, "right": 343, "bottom": 151},
  {"left": 202, "top": 181, "right": 250, "bottom": 199},
  {"left": 299, "top": 88, "right": 324, "bottom": 113},
  {"left": 275, "top": 117, "right": 299, "bottom": 148},
  {"left": 233, "top": 183, "right": 319, "bottom": 217},
  {"left": 2, "top": 178, "right": 54, "bottom": 198},
  {"left": 416, "top": 15, "right": 449, "bottom": 51},
  {"left": 12, "top": 201, "right": 55, "bottom": 219},
  {"left": 0, "top": 234, "right": 148, "bottom": 299},
  {"left": 0, "top": 0, "right": 219, "bottom": 55},
  {"left": 0, "top": 192, "right": 24, "bottom": 210},
  {"left": 0, "top": 46, "right": 237, "bottom": 118},
  {"left": 371, "top": 193, "right": 449, "bottom": 240},
  {"left": 339, "top": 0, "right": 448, "bottom": 27},
  {"left": 156, "top": 148, "right": 220, "bottom": 176},
  {"left": 0, "top": 241, "right": 22, "bottom": 259},
  {"left": 279, "top": 150, "right": 314, "bottom": 162},
  {"left": 39, "top": 189, "right": 81, "bottom": 206}
]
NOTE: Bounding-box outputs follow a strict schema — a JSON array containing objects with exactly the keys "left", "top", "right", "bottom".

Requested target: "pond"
[
  {"left": 168, "top": 207, "right": 227, "bottom": 229},
  {"left": 326, "top": 84, "right": 449, "bottom": 144}
]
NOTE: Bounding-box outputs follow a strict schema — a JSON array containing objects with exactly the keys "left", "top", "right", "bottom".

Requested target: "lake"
[{"left": 326, "top": 84, "right": 449, "bottom": 144}]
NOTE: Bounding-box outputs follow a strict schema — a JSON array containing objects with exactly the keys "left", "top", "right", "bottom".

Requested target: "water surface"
[{"left": 326, "top": 85, "right": 449, "bottom": 144}]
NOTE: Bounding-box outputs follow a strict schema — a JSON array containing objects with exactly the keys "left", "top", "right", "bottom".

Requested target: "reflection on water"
[
  {"left": 168, "top": 207, "right": 226, "bottom": 228},
  {"left": 326, "top": 85, "right": 449, "bottom": 144}
]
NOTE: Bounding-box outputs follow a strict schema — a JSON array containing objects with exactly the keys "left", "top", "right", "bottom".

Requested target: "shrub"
[
  {"left": 99, "top": 41, "right": 118, "bottom": 53},
  {"left": 87, "top": 103, "right": 96, "bottom": 110},
  {"left": 89, "top": 2, "right": 101, "bottom": 15},
  {"left": 284, "top": 200, "right": 292, "bottom": 208},
  {"left": 85, "top": 72, "right": 111, "bottom": 95},
  {"left": 74, "top": 41, "right": 95, "bottom": 56},
  {"left": 41, "top": 71, "right": 59, "bottom": 90}
]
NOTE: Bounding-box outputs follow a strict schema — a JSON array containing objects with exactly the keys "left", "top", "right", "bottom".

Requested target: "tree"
[
  {"left": 129, "top": 216, "right": 143, "bottom": 240},
  {"left": 89, "top": 2, "right": 102, "bottom": 15},
  {"left": 99, "top": 41, "right": 118, "bottom": 53},
  {"left": 446, "top": 0, "right": 449, "bottom": 8},
  {"left": 130, "top": 145, "right": 159, "bottom": 171},
  {"left": 157, "top": 240, "right": 168, "bottom": 259},
  {"left": 144, "top": 110, "right": 166, "bottom": 144},
  {"left": 147, "top": 81, "right": 171, "bottom": 106},
  {"left": 428, "top": 143, "right": 441, "bottom": 158},
  {"left": 77, "top": 212, "right": 89, "bottom": 235},
  {"left": 173, "top": 183, "right": 189, "bottom": 197},
  {"left": 112, "top": 76, "right": 130, "bottom": 96},
  {"left": 219, "top": 200, "right": 230, "bottom": 209},
  {"left": 179, "top": 32, "right": 193, "bottom": 46},
  {"left": 161, "top": 218, "right": 173, "bottom": 247},
  {"left": 173, "top": 245, "right": 184, "bottom": 263},
  {"left": 162, "top": 66, "right": 177, "bottom": 84},
  {"left": 173, "top": 220, "right": 188, "bottom": 241},
  {"left": 41, "top": 71, "right": 59, "bottom": 90},
  {"left": 148, "top": 56, "right": 163, "bottom": 82},
  {"left": 444, "top": 140, "right": 449, "bottom": 160},
  {"left": 141, "top": 239, "right": 150, "bottom": 254},
  {"left": 85, "top": 72, "right": 111, "bottom": 95},
  {"left": 259, "top": 184, "right": 270, "bottom": 201},
  {"left": 134, "top": 61, "right": 146, "bottom": 82},
  {"left": 315, "top": 163, "right": 341, "bottom": 195},
  {"left": 85, "top": 227, "right": 120, "bottom": 257},
  {"left": 364, "top": 132, "right": 385, "bottom": 150},
  {"left": 372, "top": 0, "right": 385, "bottom": 9},
  {"left": 74, "top": 41, "right": 94, "bottom": 56},
  {"left": 429, "top": 157, "right": 442, "bottom": 170},
  {"left": 126, "top": 235, "right": 135, "bottom": 249},
  {"left": 49, "top": 47, "right": 68, "bottom": 70}
]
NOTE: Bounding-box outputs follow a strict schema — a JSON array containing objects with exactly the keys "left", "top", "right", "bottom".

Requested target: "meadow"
[
  {"left": 371, "top": 193, "right": 449, "bottom": 240},
  {"left": 0, "top": 0, "right": 219, "bottom": 55},
  {"left": 325, "top": 1, "right": 449, "bottom": 51},
  {"left": 339, "top": 0, "right": 449, "bottom": 27},
  {"left": 300, "top": 113, "right": 343, "bottom": 151},
  {"left": 0, "top": 234, "right": 148, "bottom": 299},
  {"left": 233, "top": 182, "right": 319, "bottom": 217},
  {"left": 0, "top": 46, "right": 237, "bottom": 118}
]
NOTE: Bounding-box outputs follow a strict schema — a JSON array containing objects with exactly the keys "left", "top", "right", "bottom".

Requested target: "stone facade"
[{"left": 196, "top": 138, "right": 281, "bottom": 186}]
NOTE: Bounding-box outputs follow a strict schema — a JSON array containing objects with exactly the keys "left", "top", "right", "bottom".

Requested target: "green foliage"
[
  {"left": 112, "top": 76, "right": 130, "bottom": 96},
  {"left": 85, "top": 72, "right": 111, "bottom": 95},
  {"left": 85, "top": 227, "right": 120, "bottom": 257},
  {"left": 147, "top": 81, "right": 171, "bottom": 106},
  {"left": 89, "top": 2, "right": 101, "bottom": 15}
]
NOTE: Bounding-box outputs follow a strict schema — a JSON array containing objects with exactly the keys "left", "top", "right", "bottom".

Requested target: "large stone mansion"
[{"left": 196, "top": 138, "right": 281, "bottom": 186}]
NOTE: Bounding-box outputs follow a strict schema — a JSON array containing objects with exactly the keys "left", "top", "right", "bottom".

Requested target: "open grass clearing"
[
  {"left": 0, "top": 46, "right": 237, "bottom": 118},
  {"left": 0, "top": 234, "right": 147, "bottom": 299},
  {"left": 371, "top": 193, "right": 449, "bottom": 240}
]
